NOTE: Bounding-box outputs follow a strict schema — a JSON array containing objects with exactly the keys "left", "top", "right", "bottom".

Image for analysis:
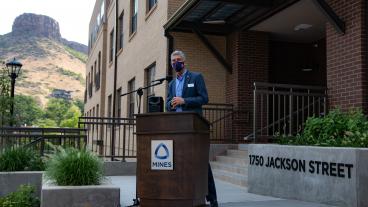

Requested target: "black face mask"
[{"left": 172, "top": 61, "right": 184, "bottom": 72}]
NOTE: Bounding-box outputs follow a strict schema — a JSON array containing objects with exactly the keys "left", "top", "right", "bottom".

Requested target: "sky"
[{"left": 0, "top": 0, "right": 96, "bottom": 45}]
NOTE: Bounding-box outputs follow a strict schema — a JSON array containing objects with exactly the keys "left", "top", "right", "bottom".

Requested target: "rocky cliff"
[
  {"left": 11, "top": 13, "right": 87, "bottom": 54},
  {"left": 0, "top": 13, "right": 87, "bottom": 106}
]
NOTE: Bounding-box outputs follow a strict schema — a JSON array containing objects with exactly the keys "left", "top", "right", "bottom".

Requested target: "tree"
[
  {"left": 73, "top": 99, "right": 84, "bottom": 114},
  {"left": 14, "top": 95, "right": 44, "bottom": 126},
  {"left": 0, "top": 69, "right": 11, "bottom": 126},
  {"left": 60, "top": 105, "right": 81, "bottom": 128},
  {"left": 34, "top": 118, "right": 57, "bottom": 128},
  {"left": 44, "top": 98, "right": 71, "bottom": 126}
]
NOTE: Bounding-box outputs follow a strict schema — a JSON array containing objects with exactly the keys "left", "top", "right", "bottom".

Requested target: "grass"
[
  {"left": 45, "top": 147, "right": 103, "bottom": 186},
  {"left": 64, "top": 46, "right": 87, "bottom": 63},
  {"left": 0, "top": 148, "right": 45, "bottom": 172},
  {"left": 56, "top": 67, "right": 85, "bottom": 84}
]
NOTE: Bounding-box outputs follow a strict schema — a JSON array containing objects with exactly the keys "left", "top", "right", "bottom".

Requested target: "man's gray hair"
[{"left": 171, "top": 50, "right": 186, "bottom": 61}]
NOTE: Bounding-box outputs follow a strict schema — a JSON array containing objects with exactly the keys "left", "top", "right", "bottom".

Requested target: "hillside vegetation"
[{"left": 0, "top": 34, "right": 86, "bottom": 106}]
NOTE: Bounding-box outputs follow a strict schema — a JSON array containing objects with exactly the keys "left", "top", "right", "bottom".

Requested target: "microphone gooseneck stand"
[{"left": 122, "top": 79, "right": 166, "bottom": 207}]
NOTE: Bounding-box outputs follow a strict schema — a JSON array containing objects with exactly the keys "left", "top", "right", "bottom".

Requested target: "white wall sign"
[{"left": 151, "top": 140, "right": 173, "bottom": 170}]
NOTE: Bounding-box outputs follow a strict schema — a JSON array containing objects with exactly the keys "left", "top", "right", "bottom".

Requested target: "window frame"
[
  {"left": 118, "top": 11, "right": 124, "bottom": 50},
  {"left": 96, "top": 51, "right": 101, "bottom": 90},
  {"left": 147, "top": 0, "right": 157, "bottom": 13},
  {"left": 116, "top": 87, "right": 122, "bottom": 118},
  {"left": 130, "top": 0, "right": 138, "bottom": 35},
  {"left": 109, "top": 28, "right": 114, "bottom": 63},
  {"left": 127, "top": 78, "right": 136, "bottom": 119}
]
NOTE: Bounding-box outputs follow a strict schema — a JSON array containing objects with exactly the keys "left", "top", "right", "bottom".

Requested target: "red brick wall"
[
  {"left": 326, "top": 0, "right": 368, "bottom": 112},
  {"left": 226, "top": 31, "right": 269, "bottom": 141}
]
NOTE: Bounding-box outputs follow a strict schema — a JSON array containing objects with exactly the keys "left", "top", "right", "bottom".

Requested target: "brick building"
[{"left": 85, "top": 0, "right": 367, "bottom": 143}]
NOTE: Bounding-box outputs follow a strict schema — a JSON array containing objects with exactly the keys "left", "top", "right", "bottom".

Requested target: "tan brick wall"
[
  {"left": 172, "top": 32, "right": 227, "bottom": 104},
  {"left": 103, "top": 0, "right": 169, "bottom": 117},
  {"left": 86, "top": 0, "right": 108, "bottom": 117}
]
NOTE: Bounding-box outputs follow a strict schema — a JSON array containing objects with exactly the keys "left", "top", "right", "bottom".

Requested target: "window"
[
  {"left": 94, "top": 61, "right": 97, "bottom": 89},
  {"left": 89, "top": 1, "right": 105, "bottom": 49},
  {"left": 145, "top": 63, "right": 156, "bottom": 97},
  {"left": 130, "top": 0, "right": 138, "bottom": 34},
  {"left": 116, "top": 88, "right": 122, "bottom": 118},
  {"left": 90, "top": 66, "right": 93, "bottom": 97},
  {"left": 145, "top": 64, "right": 155, "bottom": 112},
  {"left": 147, "top": 0, "right": 157, "bottom": 12},
  {"left": 118, "top": 12, "right": 124, "bottom": 50},
  {"left": 88, "top": 72, "right": 92, "bottom": 97},
  {"left": 109, "top": 28, "right": 114, "bottom": 62},
  {"left": 92, "top": 107, "right": 95, "bottom": 117},
  {"left": 128, "top": 78, "right": 135, "bottom": 118},
  {"left": 84, "top": 88, "right": 87, "bottom": 103},
  {"left": 100, "top": 1, "right": 105, "bottom": 23},
  {"left": 108, "top": 95, "right": 112, "bottom": 118},
  {"left": 96, "top": 104, "right": 99, "bottom": 117},
  {"left": 96, "top": 52, "right": 101, "bottom": 90}
]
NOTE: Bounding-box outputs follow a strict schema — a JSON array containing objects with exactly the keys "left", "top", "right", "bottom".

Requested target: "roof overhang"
[
  {"left": 164, "top": 0, "right": 300, "bottom": 36},
  {"left": 164, "top": 0, "right": 345, "bottom": 36}
]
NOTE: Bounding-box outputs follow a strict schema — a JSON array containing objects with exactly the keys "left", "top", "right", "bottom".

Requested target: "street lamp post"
[{"left": 5, "top": 58, "right": 22, "bottom": 126}]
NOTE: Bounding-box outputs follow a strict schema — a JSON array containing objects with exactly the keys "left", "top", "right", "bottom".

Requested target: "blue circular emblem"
[{"left": 155, "top": 143, "right": 169, "bottom": 159}]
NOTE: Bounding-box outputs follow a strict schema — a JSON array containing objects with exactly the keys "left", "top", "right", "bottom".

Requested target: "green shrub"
[
  {"left": 0, "top": 148, "right": 45, "bottom": 172},
  {"left": 0, "top": 185, "right": 40, "bottom": 207},
  {"left": 279, "top": 109, "right": 368, "bottom": 147},
  {"left": 45, "top": 147, "right": 103, "bottom": 186}
]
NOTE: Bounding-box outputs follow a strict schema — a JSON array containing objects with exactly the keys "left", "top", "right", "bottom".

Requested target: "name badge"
[{"left": 188, "top": 83, "right": 194, "bottom": 87}]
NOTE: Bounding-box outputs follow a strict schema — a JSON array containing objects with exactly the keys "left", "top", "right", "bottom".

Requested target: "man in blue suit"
[
  {"left": 166, "top": 50, "right": 218, "bottom": 207},
  {"left": 166, "top": 52, "right": 209, "bottom": 114}
]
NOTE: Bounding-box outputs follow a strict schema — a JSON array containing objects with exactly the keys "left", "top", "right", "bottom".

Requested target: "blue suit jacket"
[{"left": 166, "top": 70, "right": 209, "bottom": 114}]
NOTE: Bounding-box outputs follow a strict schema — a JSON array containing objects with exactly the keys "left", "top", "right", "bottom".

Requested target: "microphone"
[{"left": 152, "top": 76, "right": 172, "bottom": 83}]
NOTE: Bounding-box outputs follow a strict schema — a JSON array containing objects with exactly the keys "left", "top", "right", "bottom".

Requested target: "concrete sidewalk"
[{"left": 107, "top": 176, "right": 335, "bottom": 207}]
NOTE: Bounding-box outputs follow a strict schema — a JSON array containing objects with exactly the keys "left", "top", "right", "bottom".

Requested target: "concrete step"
[
  {"left": 226, "top": 149, "right": 248, "bottom": 158},
  {"left": 238, "top": 144, "right": 249, "bottom": 151},
  {"left": 216, "top": 155, "right": 249, "bottom": 166},
  {"left": 213, "top": 169, "right": 248, "bottom": 187},
  {"left": 210, "top": 161, "right": 248, "bottom": 175}
]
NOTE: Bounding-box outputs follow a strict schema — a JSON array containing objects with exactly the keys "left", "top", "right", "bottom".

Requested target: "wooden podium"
[{"left": 136, "top": 112, "right": 210, "bottom": 207}]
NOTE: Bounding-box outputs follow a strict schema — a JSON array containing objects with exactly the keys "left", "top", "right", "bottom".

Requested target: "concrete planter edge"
[
  {"left": 247, "top": 144, "right": 368, "bottom": 207},
  {"left": 0, "top": 171, "right": 43, "bottom": 198}
]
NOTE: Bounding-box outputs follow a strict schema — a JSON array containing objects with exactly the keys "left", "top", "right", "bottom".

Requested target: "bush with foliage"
[
  {"left": 0, "top": 185, "right": 40, "bottom": 207},
  {"left": 0, "top": 148, "right": 45, "bottom": 172},
  {"left": 0, "top": 68, "right": 11, "bottom": 126},
  {"left": 279, "top": 109, "right": 368, "bottom": 147},
  {"left": 45, "top": 147, "right": 103, "bottom": 186}
]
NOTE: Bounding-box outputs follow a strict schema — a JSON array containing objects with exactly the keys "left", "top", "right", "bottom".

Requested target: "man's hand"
[{"left": 171, "top": 97, "right": 185, "bottom": 108}]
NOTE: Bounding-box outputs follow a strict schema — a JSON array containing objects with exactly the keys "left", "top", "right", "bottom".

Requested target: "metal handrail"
[
  {"left": 0, "top": 127, "right": 87, "bottom": 156},
  {"left": 253, "top": 82, "right": 327, "bottom": 142},
  {"left": 245, "top": 98, "right": 323, "bottom": 140},
  {"left": 254, "top": 82, "right": 326, "bottom": 90}
]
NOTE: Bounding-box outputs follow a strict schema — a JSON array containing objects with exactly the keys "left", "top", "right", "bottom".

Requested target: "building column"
[{"left": 226, "top": 31, "right": 269, "bottom": 141}]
